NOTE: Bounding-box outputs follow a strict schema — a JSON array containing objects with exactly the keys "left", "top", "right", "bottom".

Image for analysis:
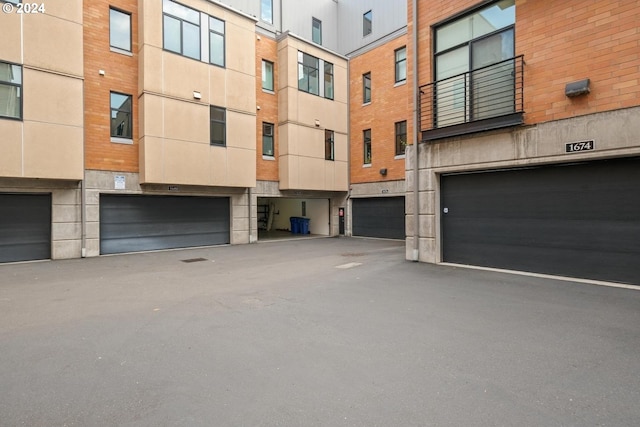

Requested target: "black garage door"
[
  {"left": 100, "top": 195, "right": 230, "bottom": 255},
  {"left": 0, "top": 193, "right": 51, "bottom": 263},
  {"left": 441, "top": 157, "right": 640, "bottom": 284},
  {"left": 352, "top": 197, "right": 405, "bottom": 239}
]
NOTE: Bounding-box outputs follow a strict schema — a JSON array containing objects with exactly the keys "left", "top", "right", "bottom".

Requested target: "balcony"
[{"left": 419, "top": 55, "right": 524, "bottom": 141}]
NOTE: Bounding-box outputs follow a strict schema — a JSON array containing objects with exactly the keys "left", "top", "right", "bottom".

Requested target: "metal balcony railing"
[{"left": 419, "top": 55, "right": 524, "bottom": 141}]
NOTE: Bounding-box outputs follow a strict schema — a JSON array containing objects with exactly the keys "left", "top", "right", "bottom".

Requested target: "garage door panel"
[
  {"left": 0, "top": 194, "right": 51, "bottom": 263},
  {"left": 352, "top": 197, "right": 405, "bottom": 240},
  {"left": 442, "top": 157, "right": 640, "bottom": 284},
  {"left": 100, "top": 195, "right": 230, "bottom": 255}
]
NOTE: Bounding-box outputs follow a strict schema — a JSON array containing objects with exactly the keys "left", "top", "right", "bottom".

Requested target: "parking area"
[{"left": 1, "top": 237, "right": 639, "bottom": 426}]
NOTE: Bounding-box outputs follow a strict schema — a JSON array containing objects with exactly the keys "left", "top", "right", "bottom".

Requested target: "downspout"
[
  {"left": 81, "top": 76, "right": 87, "bottom": 258},
  {"left": 248, "top": 187, "right": 253, "bottom": 243},
  {"left": 346, "top": 57, "right": 351, "bottom": 236},
  {"left": 411, "top": 0, "right": 420, "bottom": 261}
]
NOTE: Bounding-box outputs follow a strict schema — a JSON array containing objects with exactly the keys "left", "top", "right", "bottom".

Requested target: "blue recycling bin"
[
  {"left": 290, "top": 217, "right": 300, "bottom": 234},
  {"left": 299, "top": 217, "right": 310, "bottom": 234}
]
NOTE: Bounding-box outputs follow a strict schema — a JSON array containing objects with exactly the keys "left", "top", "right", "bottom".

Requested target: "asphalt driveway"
[{"left": 1, "top": 237, "right": 639, "bottom": 426}]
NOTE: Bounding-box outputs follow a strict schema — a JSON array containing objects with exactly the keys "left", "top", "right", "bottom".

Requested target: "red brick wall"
[
  {"left": 256, "top": 36, "right": 279, "bottom": 182},
  {"left": 411, "top": 0, "right": 640, "bottom": 127},
  {"left": 84, "top": 1, "right": 139, "bottom": 172},
  {"left": 349, "top": 34, "right": 411, "bottom": 185}
]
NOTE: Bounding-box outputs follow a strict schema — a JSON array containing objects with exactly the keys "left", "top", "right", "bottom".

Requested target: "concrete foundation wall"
[{"left": 407, "top": 107, "right": 640, "bottom": 263}]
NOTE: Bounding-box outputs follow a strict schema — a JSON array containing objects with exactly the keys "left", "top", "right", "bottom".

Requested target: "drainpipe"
[
  {"left": 411, "top": 0, "right": 419, "bottom": 261},
  {"left": 248, "top": 187, "right": 253, "bottom": 243},
  {"left": 81, "top": 78, "right": 87, "bottom": 258}
]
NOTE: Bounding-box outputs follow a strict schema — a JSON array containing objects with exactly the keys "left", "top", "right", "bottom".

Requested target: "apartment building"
[
  {"left": 0, "top": 1, "right": 84, "bottom": 262},
  {"left": 408, "top": 0, "right": 640, "bottom": 284}
]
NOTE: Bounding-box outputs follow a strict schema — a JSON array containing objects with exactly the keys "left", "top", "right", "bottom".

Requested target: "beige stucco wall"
[
  {"left": 406, "top": 106, "right": 640, "bottom": 263},
  {"left": 276, "top": 35, "right": 349, "bottom": 191},
  {"left": 0, "top": 1, "right": 84, "bottom": 181},
  {"left": 138, "top": 0, "right": 256, "bottom": 187}
]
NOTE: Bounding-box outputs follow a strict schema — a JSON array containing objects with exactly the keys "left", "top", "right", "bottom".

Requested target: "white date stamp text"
[{"left": 2, "top": 2, "right": 46, "bottom": 14}]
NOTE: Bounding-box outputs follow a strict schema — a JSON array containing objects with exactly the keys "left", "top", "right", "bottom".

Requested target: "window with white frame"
[
  {"left": 110, "top": 8, "right": 131, "bottom": 53},
  {"left": 0, "top": 61, "right": 22, "bottom": 120},
  {"left": 163, "top": 0, "right": 200, "bottom": 60},
  {"left": 262, "top": 60, "right": 274, "bottom": 92}
]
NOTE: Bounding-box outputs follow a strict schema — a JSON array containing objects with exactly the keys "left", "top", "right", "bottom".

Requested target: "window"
[
  {"left": 262, "top": 122, "right": 274, "bottom": 156},
  {"left": 434, "top": 0, "right": 516, "bottom": 126},
  {"left": 298, "top": 52, "right": 319, "bottom": 96},
  {"left": 324, "top": 61, "right": 334, "bottom": 100},
  {"left": 261, "top": 0, "right": 273, "bottom": 24},
  {"left": 109, "top": 8, "right": 131, "bottom": 53},
  {"left": 312, "top": 18, "right": 322, "bottom": 45},
  {"left": 363, "top": 10, "right": 372, "bottom": 36},
  {"left": 325, "top": 130, "right": 334, "bottom": 161},
  {"left": 363, "top": 129, "right": 371, "bottom": 164},
  {"left": 395, "top": 46, "right": 406, "bottom": 83},
  {"left": 262, "top": 60, "right": 274, "bottom": 92},
  {"left": 110, "top": 92, "right": 132, "bottom": 140},
  {"left": 363, "top": 72, "right": 371, "bottom": 104},
  {"left": 163, "top": 0, "right": 200, "bottom": 60},
  {"left": 0, "top": 62, "right": 22, "bottom": 120},
  {"left": 209, "top": 16, "right": 225, "bottom": 67},
  {"left": 395, "top": 121, "right": 407, "bottom": 155},
  {"left": 210, "top": 106, "right": 226, "bottom": 146}
]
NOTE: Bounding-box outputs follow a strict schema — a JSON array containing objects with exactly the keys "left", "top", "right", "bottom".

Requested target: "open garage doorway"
[{"left": 257, "top": 197, "right": 330, "bottom": 241}]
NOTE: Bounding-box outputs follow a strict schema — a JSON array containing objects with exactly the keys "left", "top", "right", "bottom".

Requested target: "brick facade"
[
  {"left": 255, "top": 35, "right": 279, "bottom": 182},
  {"left": 84, "top": 0, "right": 139, "bottom": 172},
  {"left": 349, "top": 34, "right": 411, "bottom": 185}
]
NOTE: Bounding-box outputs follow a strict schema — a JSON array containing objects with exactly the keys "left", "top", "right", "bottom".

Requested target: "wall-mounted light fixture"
[
  {"left": 193, "top": 91, "right": 202, "bottom": 100},
  {"left": 379, "top": 168, "right": 388, "bottom": 176},
  {"left": 565, "top": 79, "right": 590, "bottom": 97},
  {"left": 99, "top": 69, "right": 105, "bottom": 76}
]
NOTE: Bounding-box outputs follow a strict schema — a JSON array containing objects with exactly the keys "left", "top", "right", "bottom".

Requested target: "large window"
[
  {"left": 395, "top": 121, "right": 407, "bottom": 156},
  {"left": 395, "top": 46, "right": 406, "bottom": 83},
  {"left": 363, "top": 10, "right": 372, "bottom": 36},
  {"left": 262, "top": 60, "right": 274, "bottom": 91},
  {"left": 298, "top": 52, "right": 319, "bottom": 96},
  {"left": 363, "top": 129, "right": 371, "bottom": 165},
  {"left": 210, "top": 106, "right": 226, "bottom": 146},
  {"left": 209, "top": 16, "right": 225, "bottom": 67},
  {"left": 110, "top": 92, "right": 133, "bottom": 140},
  {"left": 325, "top": 130, "right": 334, "bottom": 161},
  {"left": 0, "top": 62, "right": 22, "bottom": 120},
  {"left": 262, "top": 122, "right": 274, "bottom": 156},
  {"left": 163, "top": 0, "right": 200, "bottom": 60},
  {"left": 110, "top": 8, "right": 131, "bottom": 53},
  {"left": 261, "top": 0, "right": 273, "bottom": 24},
  {"left": 434, "top": 0, "right": 515, "bottom": 126},
  {"left": 363, "top": 72, "right": 371, "bottom": 104},
  {"left": 312, "top": 18, "right": 322, "bottom": 45}
]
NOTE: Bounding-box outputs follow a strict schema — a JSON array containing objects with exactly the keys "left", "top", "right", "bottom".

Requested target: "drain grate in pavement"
[{"left": 181, "top": 257, "right": 208, "bottom": 263}]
